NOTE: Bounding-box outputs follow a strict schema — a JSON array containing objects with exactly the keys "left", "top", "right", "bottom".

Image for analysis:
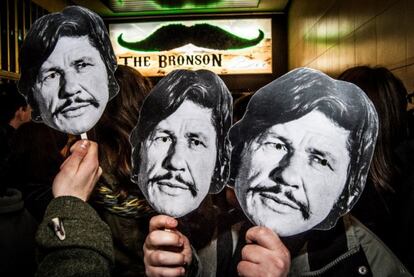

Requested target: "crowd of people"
[{"left": 1, "top": 5, "right": 414, "bottom": 277}]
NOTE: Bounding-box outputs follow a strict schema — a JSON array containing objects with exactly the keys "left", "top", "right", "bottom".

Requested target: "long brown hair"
[
  {"left": 339, "top": 66, "right": 408, "bottom": 192},
  {"left": 92, "top": 65, "right": 152, "bottom": 196}
]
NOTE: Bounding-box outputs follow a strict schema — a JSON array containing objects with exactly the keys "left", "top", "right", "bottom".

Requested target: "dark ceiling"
[{"left": 70, "top": 0, "right": 290, "bottom": 18}]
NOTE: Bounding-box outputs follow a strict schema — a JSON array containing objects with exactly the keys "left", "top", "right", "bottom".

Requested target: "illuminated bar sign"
[{"left": 109, "top": 18, "right": 272, "bottom": 76}]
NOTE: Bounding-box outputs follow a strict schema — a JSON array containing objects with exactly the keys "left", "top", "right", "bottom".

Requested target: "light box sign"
[{"left": 109, "top": 19, "right": 272, "bottom": 76}]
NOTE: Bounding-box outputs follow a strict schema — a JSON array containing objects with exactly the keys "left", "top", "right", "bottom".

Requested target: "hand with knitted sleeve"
[
  {"left": 36, "top": 197, "right": 113, "bottom": 277},
  {"left": 52, "top": 140, "right": 102, "bottom": 201},
  {"left": 35, "top": 139, "right": 113, "bottom": 277}
]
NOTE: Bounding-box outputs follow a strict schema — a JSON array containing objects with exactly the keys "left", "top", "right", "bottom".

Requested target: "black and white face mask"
[
  {"left": 19, "top": 6, "right": 119, "bottom": 135},
  {"left": 229, "top": 67, "right": 379, "bottom": 236},
  {"left": 130, "top": 69, "right": 232, "bottom": 218}
]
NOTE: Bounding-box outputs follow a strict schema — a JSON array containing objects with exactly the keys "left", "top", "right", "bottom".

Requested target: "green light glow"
[
  {"left": 117, "top": 23, "right": 264, "bottom": 52},
  {"left": 154, "top": 0, "right": 223, "bottom": 9},
  {"left": 107, "top": 0, "right": 261, "bottom": 22}
]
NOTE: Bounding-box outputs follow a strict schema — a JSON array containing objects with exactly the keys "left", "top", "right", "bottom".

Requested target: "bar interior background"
[{"left": 0, "top": 0, "right": 412, "bottom": 105}]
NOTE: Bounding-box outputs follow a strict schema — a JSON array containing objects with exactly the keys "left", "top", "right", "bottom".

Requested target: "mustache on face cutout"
[
  {"left": 150, "top": 172, "right": 198, "bottom": 197},
  {"left": 117, "top": 23, "right": 264, "bottom": 52}
]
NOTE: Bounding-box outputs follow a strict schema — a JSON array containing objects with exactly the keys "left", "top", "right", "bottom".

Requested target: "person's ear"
[
  {"left": 19, "top": 105, "right": 32, "bottom": 122},
  {"left": 26, "top": 88, "right": 43, "bottom": 122}
]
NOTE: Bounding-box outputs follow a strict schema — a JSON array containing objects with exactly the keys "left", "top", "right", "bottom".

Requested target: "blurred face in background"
[{"left": 19, "top": 105, "right": 32, "bottom": 124}]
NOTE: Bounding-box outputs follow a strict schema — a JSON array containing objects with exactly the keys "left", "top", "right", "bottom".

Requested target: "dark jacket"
[
  {"left": 0, "top": 188, "right": 38, "bottom": 276},
  {"left": 197, "top": 211, "right": 410, "bottom": 277},
  {"left": 96, "top": 208, "right": 151, "bottom": 277},
  {"left": 91, "top": 179, "right": 218, "bottom": 277},
  {"left": 0, "top": 123, "right": 15, "bottom": 192},
  {"left": 6, "top": 122, "right": 66, "bottom": 221},
  {"left": 36, "top": 196, "right": 114, "bottom": 277},
  {"left": 394, "top": 139, "right": 414, "bottom": 274},
  {"left": 91, "top": 175, "right": 154, "bottom": 277},
  {"left": 288, "top": 215, "right": 409, "bottom": 276}
]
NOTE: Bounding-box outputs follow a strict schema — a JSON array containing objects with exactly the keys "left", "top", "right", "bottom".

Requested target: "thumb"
[
  {"left": 149, "top": 215, "right": 178, "bottom": 232},
  {"left": 60, "top": 140, "right": 90, "bottom": 171}
]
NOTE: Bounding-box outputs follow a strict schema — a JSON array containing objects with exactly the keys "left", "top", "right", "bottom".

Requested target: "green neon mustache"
[{"left": 117, "top": 23, "right": 264, "bottom": 52}]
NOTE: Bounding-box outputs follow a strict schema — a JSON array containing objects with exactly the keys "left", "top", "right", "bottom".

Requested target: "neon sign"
[{"left": 109, "top": 18, "right": 272, "bottom": 76}]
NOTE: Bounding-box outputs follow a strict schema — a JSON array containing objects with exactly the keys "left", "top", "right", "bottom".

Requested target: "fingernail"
[
  {"left": 181, "top": 268, "right": 185, "bottom": 276},
  {"left": 80, "top": 140, "right": 89, "bottom": 149},
  {"left": 178, "top": 237, "right": 184, "bottom": 247},
  {"left": 167, "top": 217, "right": 176, "bottom": 226}
]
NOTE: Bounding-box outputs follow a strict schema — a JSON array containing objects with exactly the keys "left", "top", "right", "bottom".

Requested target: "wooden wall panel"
[{"left": 288, "top": 0, "right": 414, "bottom": 92}]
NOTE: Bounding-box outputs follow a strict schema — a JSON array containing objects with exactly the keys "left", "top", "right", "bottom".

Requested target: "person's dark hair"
[
  {"left": 229, "top": 67, "right": 379, "bottom": 230},
  {"left": 0, "top": 83, "right": 28, "bottom": 124},
  {"left": 130, "top": 69, "right": 233, "bottom": 193},
  {"left": 91, "top": 65, "right": 152, "bottom": 196},
  {"left": 17, "top": 5, "right": 119, "bottom": 122},
  {"left": 6, "top": 122, "right": 67, "bottom": 218},
  {"left": 338, "top": 66, "right": 408, "bottom": 193},
  {"left": 233, "top": 93, "right": 253, "bottom": 123}
]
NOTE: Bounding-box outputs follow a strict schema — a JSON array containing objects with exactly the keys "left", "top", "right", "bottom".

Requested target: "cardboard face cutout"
[
  {"left": 229, "top": 67, "right": 379, "bottom": 237},
  {"left": 130, "top": 69, "right": 232, "bottom": 218},
  {"left": 18, "top": 6, "right": 119, "bottom": 135}
]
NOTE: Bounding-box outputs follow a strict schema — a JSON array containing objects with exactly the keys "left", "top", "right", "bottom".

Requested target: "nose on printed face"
[
  {"left": 269, "top": 154, "right": 302, "bottom": 190},
  {"left": 60, "top": 72, "right": 81, "bottom": 98},
  {"left": 162, "top": 141, "right": 187, "bottom": 171}
]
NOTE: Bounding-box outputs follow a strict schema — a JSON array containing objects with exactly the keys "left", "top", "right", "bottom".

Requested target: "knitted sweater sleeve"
[{"left": 35, "top": 196, "right": 114, "bottom": 277}]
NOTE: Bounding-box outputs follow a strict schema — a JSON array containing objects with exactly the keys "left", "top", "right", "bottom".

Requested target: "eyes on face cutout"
[
  {"left": 259, "top": 136, "right": 333, "bottom": 172},
  {"left": 235, "top": 110, "right": 352, "bottom": 236},
  {"left": 152, "top": 132, "right": 208, "bottom": 149},
  {"left": 153, "top": 134, "right": 171, "bottom": 144},
  {"left": 262, "top": 138, "right": 288, "bottom": 152},
  {"left": 40, "top": 60, "right": 95, "bottom": 85},
  {"left": 310, "top": 154, "right": 331, "bottom": 168},
  {"left": 136, "top": 100, "right": 218, "bottom": 217},
  {"left": 42, "top": 72, "right": 60, "bottom": 83}
]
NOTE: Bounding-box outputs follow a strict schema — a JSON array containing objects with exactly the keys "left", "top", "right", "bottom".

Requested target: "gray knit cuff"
[{"left": 36, "top": 196, "right": 113, "bottom": 263}]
